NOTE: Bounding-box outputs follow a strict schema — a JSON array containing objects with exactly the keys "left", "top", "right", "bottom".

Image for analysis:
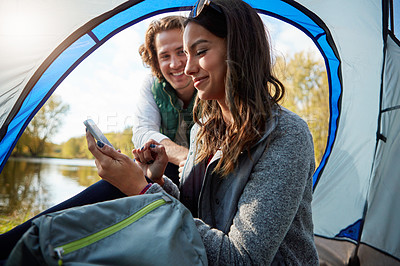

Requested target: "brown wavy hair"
[
  {"left": 139, "top": 16, "right": 185, "bottom": 80},
  {"left": 189, "top": 0, "right": 285, "bottom": 176}
]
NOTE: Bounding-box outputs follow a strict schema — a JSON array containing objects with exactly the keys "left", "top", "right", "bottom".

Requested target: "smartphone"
[{"left": 83, "top": 119, "right": 113, "bottom": 148}]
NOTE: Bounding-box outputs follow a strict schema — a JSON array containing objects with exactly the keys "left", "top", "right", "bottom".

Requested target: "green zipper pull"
[{"left": 162, "top": 195, "right": 172, "bottom": 203}]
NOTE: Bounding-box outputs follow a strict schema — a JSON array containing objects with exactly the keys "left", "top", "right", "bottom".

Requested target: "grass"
[
  {"left": 0, "top": 211, "right": 36, "bottom": 234},
  {"left": 0, "top": 216, "right": 22, "bottom": 234}
]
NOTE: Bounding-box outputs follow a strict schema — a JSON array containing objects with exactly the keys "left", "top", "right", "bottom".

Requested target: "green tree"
[
  {"left": 275, "top": 51, "right": 329, "bottom": 164},
  {"left": 13, "top": 95, "right": 70, "bottom": 157},
  {"left": 61, "top": 136, "right": 92, "bottom": 159},
  {"left": 107, "top": 127, "right": 134, "bottom": 157}
]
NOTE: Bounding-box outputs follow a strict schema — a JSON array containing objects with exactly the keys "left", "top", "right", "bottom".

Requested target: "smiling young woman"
[
  {"left": 175, "top": 0, "right": 319, "bottom": 264},
  {"left": 183, "top": 0, "right": 286, "bottom": 176}
]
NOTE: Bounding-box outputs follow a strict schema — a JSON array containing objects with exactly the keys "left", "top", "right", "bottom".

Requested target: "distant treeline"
[
  {"left": 12, "top": 127, "right": 134, "bottom": 159},
  {"left": 60, "top": 128, "right": 135, "bottom": 159}
]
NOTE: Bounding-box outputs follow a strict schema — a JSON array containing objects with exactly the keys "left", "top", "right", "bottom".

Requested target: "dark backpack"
[{"left": 6, "top": 192, "right": 207, "bottom": 266}]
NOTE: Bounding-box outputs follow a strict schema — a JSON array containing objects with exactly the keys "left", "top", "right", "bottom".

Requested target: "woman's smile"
[{"left": 193, "top": 75, "right": 208, "bottom": 88}]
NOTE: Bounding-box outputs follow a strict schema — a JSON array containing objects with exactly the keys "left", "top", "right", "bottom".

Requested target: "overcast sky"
[{"left": 53, "top": 12, "right": 320, "bottom": 144}]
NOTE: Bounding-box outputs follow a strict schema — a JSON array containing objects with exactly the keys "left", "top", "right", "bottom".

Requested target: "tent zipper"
[{"left": 53, "top": 198, "right": 167, "bottom": 265}]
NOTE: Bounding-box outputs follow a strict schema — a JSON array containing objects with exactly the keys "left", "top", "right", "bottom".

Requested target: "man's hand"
[
  {"left": 178, "top": 160, "right": 186, "bottom": 180},
  {"left": 160, "top": 139, "right": 188, "bottom": 165}
]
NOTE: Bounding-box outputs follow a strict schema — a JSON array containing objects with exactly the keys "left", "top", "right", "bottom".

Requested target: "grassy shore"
[
  {"left": 0, "top": 217, "right": 20, "bottom": 234},
  {"left": 0, "top": 212, "right": 34, "bottom": 234}
]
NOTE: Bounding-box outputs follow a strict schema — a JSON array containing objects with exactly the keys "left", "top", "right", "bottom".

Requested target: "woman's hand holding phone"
[{"left": 85, "top": 129, "right": 148, "bottom": 196}]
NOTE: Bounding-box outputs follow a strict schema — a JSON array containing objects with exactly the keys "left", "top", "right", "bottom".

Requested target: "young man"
[{"left": 132, "top": 16, "right": 196, "bottom": 184}]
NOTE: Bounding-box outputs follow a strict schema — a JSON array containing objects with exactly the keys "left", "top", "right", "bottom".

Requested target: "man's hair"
[
  {"left": 139, "top": 16, "right": 184, "bottom": 80},
  {"left": 188, "top": 0, "right": 285, "bottom": 176}
]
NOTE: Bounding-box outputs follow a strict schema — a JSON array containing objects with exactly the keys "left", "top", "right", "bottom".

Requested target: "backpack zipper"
[{"left": 53, "top": 198, "right": 167, "bottom": 265}]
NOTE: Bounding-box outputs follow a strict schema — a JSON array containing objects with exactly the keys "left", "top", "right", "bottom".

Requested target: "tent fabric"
[
  {"left": 315, "top": 236, "right": 356, "bottom": 265},
  {"left": 315, "top": 236, "right": 400, "bottom": 266},
  {"left": 363, "top": 33, "right": 400, "bottom": 258},
  {"left": 0, "top": 0, "right": 399, "bottom": 264},
  {"left": 311, "top": 0, "right": 383, "bottom": 242}
]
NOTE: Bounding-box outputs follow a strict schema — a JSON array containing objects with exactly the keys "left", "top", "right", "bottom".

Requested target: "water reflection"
[{"left": 0, "top": 158, "right": 100, "bottom": 219}]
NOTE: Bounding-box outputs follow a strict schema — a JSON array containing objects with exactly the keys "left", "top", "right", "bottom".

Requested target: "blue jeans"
[{"left": 0, "top": 180, "right": 125, "bottom": 262}]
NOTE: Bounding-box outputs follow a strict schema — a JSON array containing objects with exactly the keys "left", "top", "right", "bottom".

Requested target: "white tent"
[{"left": 0, "top": 0, "right": 399, "bottom": 264}]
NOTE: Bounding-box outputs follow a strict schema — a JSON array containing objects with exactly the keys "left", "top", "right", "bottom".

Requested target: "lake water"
[{"left": 0, "top": 157, "right": 100, "bottom": 219}]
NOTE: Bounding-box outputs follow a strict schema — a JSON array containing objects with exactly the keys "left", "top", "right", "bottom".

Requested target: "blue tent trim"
[
  {"left": 335, "top": 219, "right": 363, "bottom": 242},
  {"left": 0, "top": 0, "right": 342, "bottom": 179}
]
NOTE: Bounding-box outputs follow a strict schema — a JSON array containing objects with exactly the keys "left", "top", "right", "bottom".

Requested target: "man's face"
[{"left": 155, "top": 29, "right": 193, "bottom": 91}]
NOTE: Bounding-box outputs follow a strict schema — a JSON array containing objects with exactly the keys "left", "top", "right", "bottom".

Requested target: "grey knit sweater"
[{"left": 148, "top": 107, "right": 319, "bottom": 265}]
